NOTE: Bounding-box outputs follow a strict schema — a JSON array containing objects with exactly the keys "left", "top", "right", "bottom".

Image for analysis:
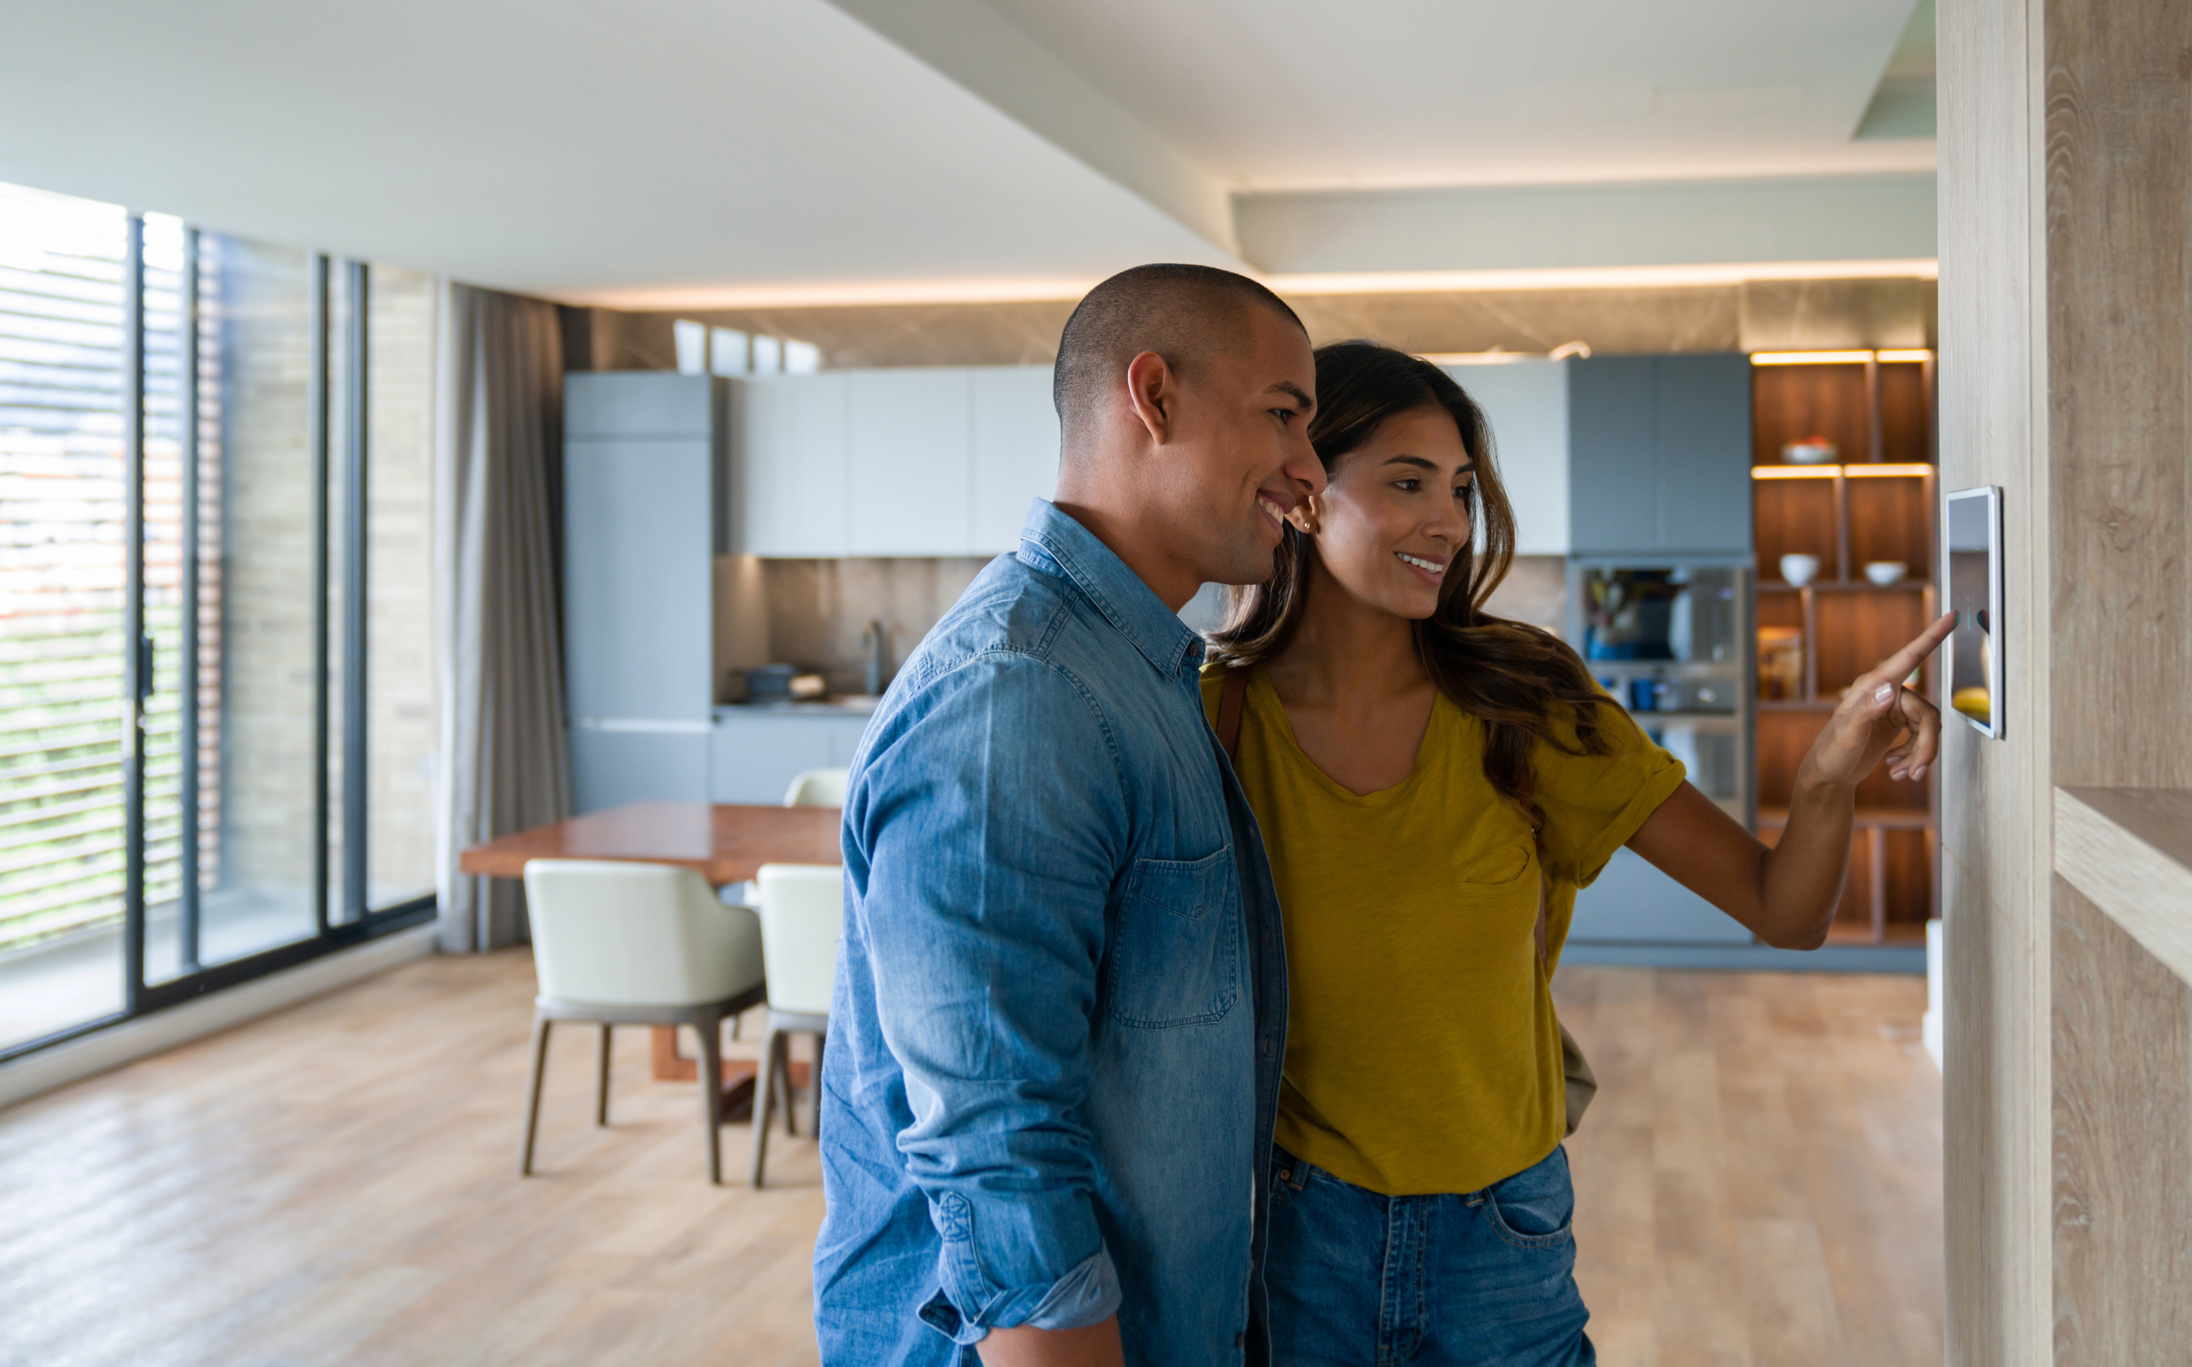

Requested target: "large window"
[{"left": 0, "top": 182, "right": 436, "bottom": 1057}]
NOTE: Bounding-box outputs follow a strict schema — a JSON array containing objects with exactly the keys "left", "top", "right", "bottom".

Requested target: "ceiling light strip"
[
  {"left": 1750, "top": 350, "right": 1876, "bottom": 366},
  {"left": 1753, "top": 462, "right": 1936, "bottom": 480},
  {"left": 1750, "top": 347, "right": 1936, "bottom": 366}
]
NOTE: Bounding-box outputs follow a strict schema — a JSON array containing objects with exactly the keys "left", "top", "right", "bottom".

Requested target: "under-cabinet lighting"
[
  {"left": 1752, "top": 464, "right": 1842, "bottom": 479},
  {"left": 1750, "top": 350, "right": 1876, "bottom": 366},
  {"left": 1425, "top": 350, "right": 1534, "bottom": 365},
  {"left": 1845, "top": 463, "right": 1934, "bottom": 477},
  {"left": 1875, "top": 349, "right": 1934, "bottom": 363}
]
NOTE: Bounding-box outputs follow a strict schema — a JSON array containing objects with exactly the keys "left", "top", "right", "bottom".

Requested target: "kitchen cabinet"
[
  {"left": 564, "top": 433, "right": 718, "bottom": 722},
  {"left": 564, "top": 372, "right": 729, "bottom": 813},
  {"left": 734, "top": 366, "right": 1058, "bottom": 558},
  {"left": 710, "top": 710, "right": 871, "bottom": 804},
  {"left": 971, "top": 366, "right": 1060, "bottom": 554},
  {"left": 847, "top": 369, "right": 972, "bottom": 556},
  {"left": 739, "top": 373, "right": 849, "bottom": 557},
  {"left": 1443, "top": 360, "right": 1569, "bottom": 555},
  {"left": 1652, "top": 355, "right": 1753, "bottom": 553},
  {"left": 1570, "top": 848, "right": 1757, "bottom": 945},
  {"left": 570, "top": 727, "right": 712, "bottom": 811},
  {"left": 1569, "top": 354, "right": 1751, "bottom": 556}
]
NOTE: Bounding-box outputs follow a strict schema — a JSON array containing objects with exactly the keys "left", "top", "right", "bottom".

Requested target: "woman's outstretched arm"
[{"left": 1624, "top": 612, "right": 1956, "bottom": 949}]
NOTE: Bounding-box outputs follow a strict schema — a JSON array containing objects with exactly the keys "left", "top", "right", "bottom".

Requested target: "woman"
[{"left": 1204, "top": 340, "right": 1952, "bottom": 1365}]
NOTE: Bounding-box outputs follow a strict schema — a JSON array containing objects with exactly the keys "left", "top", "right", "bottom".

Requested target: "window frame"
[{"left": 0, "top": 217, "right": 434, "bottom": 1065}]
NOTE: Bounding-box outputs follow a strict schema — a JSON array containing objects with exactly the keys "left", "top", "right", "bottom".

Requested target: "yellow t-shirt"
[{"left": 1203, "top": 667, "right": 1685, "bottom": 1197}]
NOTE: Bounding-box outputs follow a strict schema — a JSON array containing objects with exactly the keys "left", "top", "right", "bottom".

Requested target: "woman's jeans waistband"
[{"left": 1263, "top": 1144, "right": 1595, "bottom": 1367}]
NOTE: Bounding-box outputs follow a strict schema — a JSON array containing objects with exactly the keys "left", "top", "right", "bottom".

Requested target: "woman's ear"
[{"left": 1287, "top": 494, "right": 1322, "bottom": 536}]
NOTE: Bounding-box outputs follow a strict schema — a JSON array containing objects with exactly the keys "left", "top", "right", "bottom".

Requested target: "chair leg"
[
  {"left": 696, "top": 1009, "right": 724, "bottom": 1186},
  {"left": 808, "top": 1027, "right": 827, "bottom": 1140},
  {"left": 778, "top": 1028, "right": 799, "bottom": 1139},
  {"left": 519, "top": 1015, "right": 552, "bottom": 1176},
  {"left": 750, "top": 1024, "right": 781, "bottom": 1188},
  {"left": 595, "top": 1024, "right": 613, "bottom": 1127}
]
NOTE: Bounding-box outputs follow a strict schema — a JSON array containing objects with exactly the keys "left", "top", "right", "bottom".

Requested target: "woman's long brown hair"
[{"left": 1204, "top": 339, "right": 1616, "bottom": 846}]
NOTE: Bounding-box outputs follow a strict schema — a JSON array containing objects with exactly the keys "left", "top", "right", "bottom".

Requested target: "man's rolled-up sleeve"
[{"left": 848, "top": 656, "right": 1127, "bottom": 1343}]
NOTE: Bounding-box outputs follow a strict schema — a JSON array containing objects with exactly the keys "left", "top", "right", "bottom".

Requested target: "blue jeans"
[{"left": 1264, "top": 1144, "right": 1595, "bottom": 1367}]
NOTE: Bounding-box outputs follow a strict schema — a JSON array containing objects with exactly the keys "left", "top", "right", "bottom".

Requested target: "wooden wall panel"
[
  {"left": 2043, "top": 0, "right": 2192, "bottom": 791},
  {"left": 1938, "top": 0, "right": 2052, "bottom": 1360},
  {"left": 2040, "top": 0, "right": 2192, "bottom": 1356},
  {"left": 2050, "top": 880, "right": 2192, "bottom": 1364}
]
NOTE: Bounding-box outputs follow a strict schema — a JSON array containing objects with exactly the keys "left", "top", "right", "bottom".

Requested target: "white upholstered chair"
[
  {"left": 782, "top": 766, "right": 850, "bottom": 808},
  {"left": 749, "top": 862, "right": 843, "bottom": 1187},
  {"left": 520, "top": 859, "right": 767, "bottom": 1184}
]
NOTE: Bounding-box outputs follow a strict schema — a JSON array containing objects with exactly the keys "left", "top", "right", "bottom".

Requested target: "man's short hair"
[{"left": 1052, "top": 264, "right": 1305, "bottom": 444}]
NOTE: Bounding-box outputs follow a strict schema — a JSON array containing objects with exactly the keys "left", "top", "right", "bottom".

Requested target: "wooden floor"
[
  {"left": 0, "top": 955, "right": 1940, "bottom": 1366},
  {"left": 1558, "top": 967, "right": 1944, "bottom": 1365}
]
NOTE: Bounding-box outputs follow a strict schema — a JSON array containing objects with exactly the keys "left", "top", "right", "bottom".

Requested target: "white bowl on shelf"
[
  {"left": 1779, "top": 553, "right": 1821, "bottom": 588},
  {"left": 1863, "top": 560, "right": 1908, "bottom": 585}
]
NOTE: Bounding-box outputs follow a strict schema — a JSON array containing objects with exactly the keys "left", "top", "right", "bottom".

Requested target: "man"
[{"left": 814, "top": 264, "right": 1324, "bottom": 1367}]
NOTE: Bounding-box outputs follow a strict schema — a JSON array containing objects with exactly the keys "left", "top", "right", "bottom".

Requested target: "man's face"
[{"left": 1155, "top": 306, "right": 1324, "bottom": 586}]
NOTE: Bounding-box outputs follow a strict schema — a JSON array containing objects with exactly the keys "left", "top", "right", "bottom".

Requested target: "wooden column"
[
  {"left": 1943, "top": 0, "right": 2192, "bottom": 1360},
  {"left": 1938, "top": 0, "right": 2052, "bottom": 1360}
]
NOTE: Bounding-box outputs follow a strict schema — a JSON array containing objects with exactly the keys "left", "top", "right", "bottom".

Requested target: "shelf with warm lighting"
[
  {"left": 1751, "top": 348, "right": 1935, "bottom": 469},
  {"left": 1747, "top": 349, "right": 1939, "bottom": 944}
]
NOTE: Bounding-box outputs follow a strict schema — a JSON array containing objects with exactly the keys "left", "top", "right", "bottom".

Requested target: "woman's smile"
[{"left": 1395, "top": 551, "right": 1447, "bottom": 583}]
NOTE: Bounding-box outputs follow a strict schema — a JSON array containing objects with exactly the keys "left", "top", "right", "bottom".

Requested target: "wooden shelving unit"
[{"left": 1750, "top": 351, "right": 1938, "bottom": 945}]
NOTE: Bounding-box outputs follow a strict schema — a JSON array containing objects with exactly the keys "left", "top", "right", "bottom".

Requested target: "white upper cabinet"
[
  {"left": 1443, "top": 360, "right": 1570, "bottom": 556},
  {"left": 738, "top": 374, "right": 848, "bottom": 557},
  {"left": 970, "top": 367, "right": 1061, "bottom": 554},
  {"left": 735, "top": 365, "right": 1066, "bottom": 558},
  {"left": 847, "top": 368, "right": 974, "bottom": 557}
]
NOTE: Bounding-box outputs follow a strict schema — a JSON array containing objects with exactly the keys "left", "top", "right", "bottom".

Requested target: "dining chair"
[
  {"left": 749, "top": 861, "right": 842, "bottom": 1187},
  {"left": 782, "top": 766, "right": 850, "bottom": 808},
  {"left": 519, "top": 859, "right": 767, "bottom": 1184}
]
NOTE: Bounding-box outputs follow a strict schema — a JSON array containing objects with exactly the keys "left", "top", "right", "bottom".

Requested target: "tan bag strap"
[
  {"left": 1216, "top": 668, "right": 1250, "bottom": 763},
  {"left": 1534, "top": 868, "right": 1550, "bottom": 970}
]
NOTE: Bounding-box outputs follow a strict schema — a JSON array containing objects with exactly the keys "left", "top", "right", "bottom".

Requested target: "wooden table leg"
[
  {"left": 652, "top": 1025, "right": 696, "bottom": 1082},
  {"left": 652, "top": 1024, "right": 810, "bottom": 1118}
]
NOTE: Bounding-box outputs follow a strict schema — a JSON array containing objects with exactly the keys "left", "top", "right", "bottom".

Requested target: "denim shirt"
[{"left": 814, "top": 500, "right": 1288, "bottom": 1366}]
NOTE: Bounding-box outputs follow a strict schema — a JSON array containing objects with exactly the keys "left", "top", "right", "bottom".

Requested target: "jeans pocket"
[
  {"left": 1481, "top": 1145, "right": 1576, "bottom": 1250},
  {"left": 1105, "top": 847, "right": 1240, "bottom": 1028}
]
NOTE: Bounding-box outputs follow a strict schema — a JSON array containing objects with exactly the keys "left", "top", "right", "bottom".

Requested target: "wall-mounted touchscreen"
[{"left": 1946, "top": 486, "right": 2004, "bottom": 738}]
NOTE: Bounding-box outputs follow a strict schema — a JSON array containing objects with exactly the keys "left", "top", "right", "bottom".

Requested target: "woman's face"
[{"left": 1294, "top": 404, "right": 1475, "bottom": 621}]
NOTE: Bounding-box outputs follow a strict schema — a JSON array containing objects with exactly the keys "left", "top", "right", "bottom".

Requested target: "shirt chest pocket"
[{"left": 1105, "top": 847, "right": 1241, "bottom": 1029}]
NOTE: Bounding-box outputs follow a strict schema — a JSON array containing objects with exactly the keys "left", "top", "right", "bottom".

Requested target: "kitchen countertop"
[{"left": 714, "top": 697, "right": 880, "bottom": 718}]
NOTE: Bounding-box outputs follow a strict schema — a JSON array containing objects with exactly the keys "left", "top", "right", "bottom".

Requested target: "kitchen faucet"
[{"left": 863, "top": 620, "right": 888, "bottom": 697}]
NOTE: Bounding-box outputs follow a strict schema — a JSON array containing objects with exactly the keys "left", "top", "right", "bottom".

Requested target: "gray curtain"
[{"left": 433, "top": 282, "right": 571, "bottom": 951}]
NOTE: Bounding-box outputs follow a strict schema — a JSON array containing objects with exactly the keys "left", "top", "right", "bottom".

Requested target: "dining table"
[{"left": 459, "top": 801, "right": 843, "bottom": 1110}]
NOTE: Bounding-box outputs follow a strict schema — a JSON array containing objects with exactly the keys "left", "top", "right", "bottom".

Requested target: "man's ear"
[{"left": 1124, "top": 350, "right": 1175, "bottom": 446}]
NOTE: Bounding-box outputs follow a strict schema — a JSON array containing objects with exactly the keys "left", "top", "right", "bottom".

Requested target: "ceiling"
[
  {"left": 0, "top": 0, "right": 1936, "bottom": 307},
  {"left": 971, "top": 0, "right": 1933, "bottom": 190}
]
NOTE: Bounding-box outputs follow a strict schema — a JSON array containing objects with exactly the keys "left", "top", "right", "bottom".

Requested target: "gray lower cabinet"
[
  {"left": 710, "top": 713, "right": 871, "bottom": 804},
  {"left": 1569, "top": 848, "right": 1755, "bottom": 945}
]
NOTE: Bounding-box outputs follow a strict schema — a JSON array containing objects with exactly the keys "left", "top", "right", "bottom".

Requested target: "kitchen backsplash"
[
  {"left": 744, "top": 552, "right": 1569, "bottom": 700},
  {"left": 757, "top": 556, "right": 992, "bottom": 698}
]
